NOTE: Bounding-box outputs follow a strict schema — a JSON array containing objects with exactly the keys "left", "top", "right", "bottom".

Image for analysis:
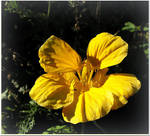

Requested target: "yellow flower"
[{"left": 29, "top": 32, "right": 141, "bottom": 124}]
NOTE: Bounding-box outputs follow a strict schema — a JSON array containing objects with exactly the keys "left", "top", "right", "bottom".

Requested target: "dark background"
[{"left": 2, "top": 1, "right": 149, "bottom": 134}]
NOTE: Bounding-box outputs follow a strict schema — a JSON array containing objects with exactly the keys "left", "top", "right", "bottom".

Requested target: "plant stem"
[
  {"left": 47, "top": 1, "right": 51, "bottom": 17},
  {"left": 77, "top": 70, "right": 82, "bottom": 81}
]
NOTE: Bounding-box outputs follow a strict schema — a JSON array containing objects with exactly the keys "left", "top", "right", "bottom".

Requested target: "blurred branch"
[
  {"left": 96, "top": 1, "right": 101, "bottom": 23},
  {"left": 47, "top": 1, "right": 51, "bottom": 17}
]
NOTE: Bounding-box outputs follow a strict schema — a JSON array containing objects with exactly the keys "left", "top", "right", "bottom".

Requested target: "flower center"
[
  {"left": 78, "top": 81, "right": 91, "bottom": 93},
  {"left": 72, "top": 61, "right": 108, "bottom": 93},
  {"left": 75, "top": 64, "right": 94, "bottom": 93}
]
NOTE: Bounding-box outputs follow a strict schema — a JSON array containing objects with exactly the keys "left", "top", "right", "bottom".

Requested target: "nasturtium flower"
[{"left": 30, "top": 32, "right": 141, "bottom": 124}]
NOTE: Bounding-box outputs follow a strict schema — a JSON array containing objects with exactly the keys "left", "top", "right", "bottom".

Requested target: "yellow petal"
[
  {"left": 102, "top": 73, "right": 141, "bottom": 110},
  {"left": 62, "top": 72, "right": 79, "bottom": 85},
  {"left": 62, "top": 91, "right": 86, "bottom": 124},
  {"left": 39, "top": 35, "right": 82, "bottom": 73},
  {"left": 62, "top": 87, "right": 114, "bottom": 124},
  {"left": 29, "top": 74, "right": 74, "bottom": 109},
  {"left": 87, "top": 32, "right": 128, "bottom": 69}
]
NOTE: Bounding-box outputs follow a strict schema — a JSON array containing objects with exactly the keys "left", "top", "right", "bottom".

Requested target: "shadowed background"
[{"left": 2, "top": 1, "right": 148, "bottom": 134}]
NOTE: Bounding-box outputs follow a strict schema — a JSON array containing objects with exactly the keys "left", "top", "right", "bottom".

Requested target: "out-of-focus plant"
[
  {"left": 139, "top": 43, "right": 148, "bottom": 59},
  {"left": 121, "top": 22, "right": 141, "bottom": 32},
  {"left": 122, "top": 22, "right": 148, "bottom": 59},
  {"left": 16, "top": 100, "right": 37, "bottom": 134},
  {"left": 4, "top": 1, "right": 32, "bottom": 18},
  {"left": 42, "top": 125, "right": 77, "bottom": 134},
  {"left": 2, "top": 83, "right": 36, "bottom": 134},
  {"left": 3, "top": 1, "right": 48, "bottom": 18}
]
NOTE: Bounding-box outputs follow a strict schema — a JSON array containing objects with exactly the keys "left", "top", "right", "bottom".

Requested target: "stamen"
[
  {"left": 77, "top": 70, "right": 82, "bottom": 81},
  {"left": 88, "top": 69, "right": 94, "bottom": 83}
]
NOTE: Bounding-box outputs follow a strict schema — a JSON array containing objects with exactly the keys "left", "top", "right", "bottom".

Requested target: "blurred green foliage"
[
  {"left": 4, "top": 1, "right": 32, "bottom": 18},
  {"left": 122, "top": 22, "right": 141, "bottom": 32},
  {"left": 4, "top": 1, "right": 48, "bottom": 18},
  {"left": 16, "top": 100, "right": 37, "bottom": 134},
  {"left": 122, "top": 22, "right": 148, "bottom": 59},
  {"left": 42, "top": 125, "right": 77, "bottom": 134},
  {"left": 2, "top": 1, "right": 148, "bottom": 134}
]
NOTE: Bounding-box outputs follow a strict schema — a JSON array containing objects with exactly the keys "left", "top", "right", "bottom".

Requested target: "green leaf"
[
  {"left": 121, "top": 22, "right": 141, "bottom": 32},
  {"left": 18, "top": 85, "right": 28, "bottom": 94},
  {"left": 139, "top": 43, "right": 148, "bottom": 48},
  {"left": 2, "top": 89, "right": 9, "bottom": 100},
  {"left": 17, "top": 116, "right": 35, "bottom": 134},
  {"left": 5, "top": 106, "right": 15, "bottom": 111},
  {"left": 144, "top": 49, "right": 149, "bottom": 58},
  {"left": 2, "top": 125, "right": 7, "bottom": 134},
  {"left": 11, "top": 79, "right": 19, "bottom": 88},
  {"left": 42, "top": 125, "right": 76, "bottom": 134},
  {"left": 16, "top": 100, "right": 40, "bottom": 134},
  {"left": 143, "top": 26, "right": 148, "bottom": 31}
]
